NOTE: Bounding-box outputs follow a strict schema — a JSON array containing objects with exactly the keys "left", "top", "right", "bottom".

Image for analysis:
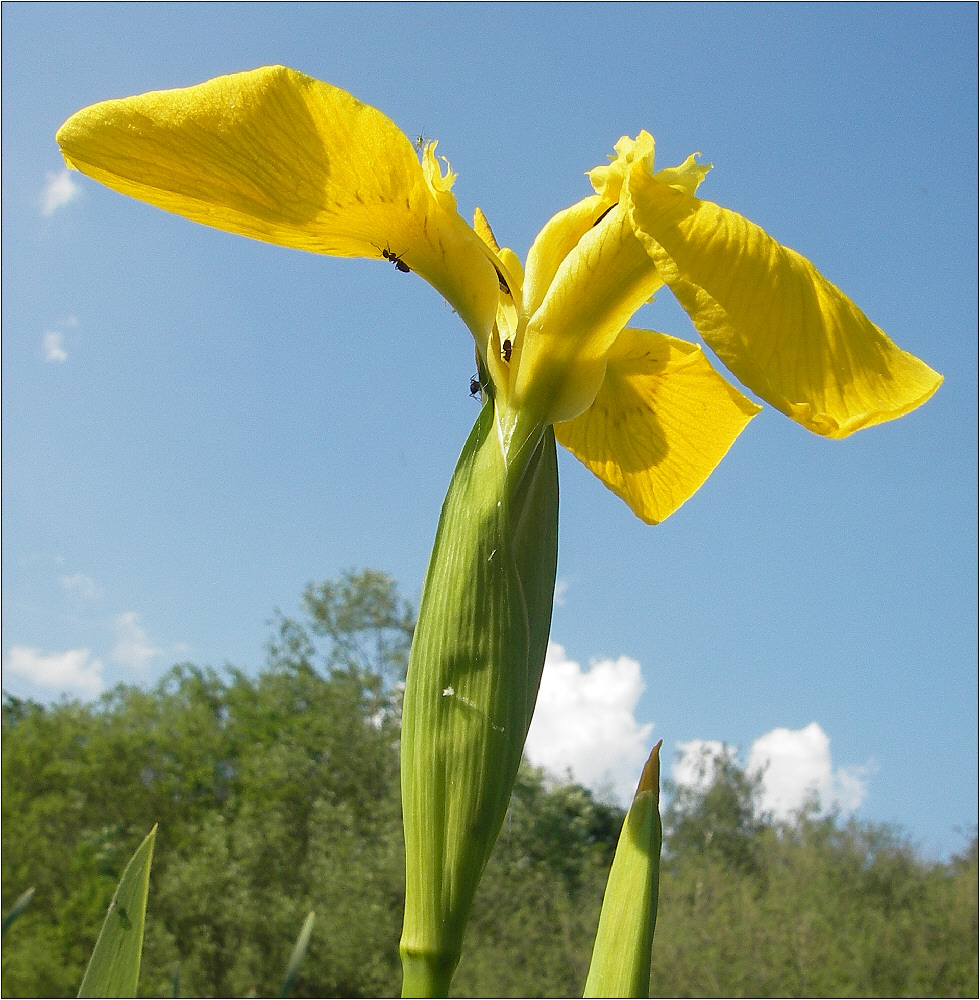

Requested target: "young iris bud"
[
  {"left": 584, "top": 743, "right": 663, "bottom": 999},
  {"left": 399, "top": 400, "right": 559, "bottom": 998}
]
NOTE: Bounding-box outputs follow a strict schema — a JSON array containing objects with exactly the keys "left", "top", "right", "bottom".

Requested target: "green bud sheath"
[
  {"left": 583, "top": 743, "right": 663, "bottom": 999},
  {"left": 399, "top": 401, "right": 559, "bottom": 998}
]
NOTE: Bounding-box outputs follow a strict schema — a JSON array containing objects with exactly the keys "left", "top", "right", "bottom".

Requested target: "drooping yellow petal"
[
  {"left": 626, "top": 164, "right": 943, "bottom": 438},
  {"left": 555, "top": 328, "right": 761, "bottom": 524},
  {"left": 57, "top": 65, "right": 498, "bottom": 342},
  {"left": 514, "top": 206, "right": 663, "bottom": 426}
]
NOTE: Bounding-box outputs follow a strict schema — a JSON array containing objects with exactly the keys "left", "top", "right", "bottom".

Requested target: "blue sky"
[{"left": 2, "top": 4, "right": 976, "bottom": 857}]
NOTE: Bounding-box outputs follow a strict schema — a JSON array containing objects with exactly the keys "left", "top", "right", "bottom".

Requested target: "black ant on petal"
[{"left": 378, "top": 245, "right": 410, "bottom": 273}]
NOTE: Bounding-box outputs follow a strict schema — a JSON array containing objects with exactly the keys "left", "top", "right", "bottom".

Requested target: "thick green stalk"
[{"left": 399, "top": 400, "right": 559, "bottom": 997}]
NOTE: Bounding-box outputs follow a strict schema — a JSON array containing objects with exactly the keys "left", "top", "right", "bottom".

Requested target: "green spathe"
[
  {"left": 399, "top": 401, "right": 559, "bottom": 998},
  {"left": 584, "top": 744, "right": 663, "bottom": 999}
]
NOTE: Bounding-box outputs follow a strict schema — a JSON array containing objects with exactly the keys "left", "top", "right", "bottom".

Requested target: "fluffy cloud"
[
  {"left": 524, "top": 642, "right": 655, "bottom": 804},
  {"left": 747, "top": 723, "right": 869, "bottom": 819},
  {"left": 42, "top": 330, "right": 68, "bottom": 362},
  {"left": 111, "top": 612, "right": 162, "bottom": 671},
  {"left": 42, "top": 319, "right": 77, "bottom": 363},
  {"left": 41, "top": 169, "right": 81, "bottom": 216},
  {"left": 672, "top": 738, "right": 727, "bottom": 792},
  {"left": 5, "top": 646, "right": 104, "bottom": 698},
  {"left": 673, "top": 724, "right": 869, "bottom": 821}
]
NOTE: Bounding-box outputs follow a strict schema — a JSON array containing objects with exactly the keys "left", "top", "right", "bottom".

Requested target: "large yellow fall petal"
[
  {"left": 626, "top": 164, "right": 942, "bottom": 438},
  {"left": 57, "top": 65, "right": 498, "bottom": 342},
  {"left": 514, "top": 206, "right": 663, "bottom": 426},
  {"left": 555, "top": 328, "right": 761, "bottom": 524}
]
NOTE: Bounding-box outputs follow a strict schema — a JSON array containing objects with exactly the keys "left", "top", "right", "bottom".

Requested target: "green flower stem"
[
  {"left": 400, "top": 952, "right": 457, "bottom": 1000},
  {"left": 399, "top": 400, "right": 559, "bottom": 998}
]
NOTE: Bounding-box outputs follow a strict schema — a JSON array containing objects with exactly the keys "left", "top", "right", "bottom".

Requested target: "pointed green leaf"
[
  {"left": 2, "top": 887, "right": 35, "bottom": 938},
  {"left": 400, "top": 402, "right": 559, "bottom": 997},
  {"left": 78, "top": 826, "right": 157, "bottom": 999},
  {"left": 280, "top": 910, "right": 316, "bottom": 997},
  {"left": 584, "top": 744, "right": 663, "bottom": 999}
]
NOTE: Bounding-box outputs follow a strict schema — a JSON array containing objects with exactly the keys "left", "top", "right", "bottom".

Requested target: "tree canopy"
[{"left": 3, "top": 571, "right": 976, "bottom": 997}]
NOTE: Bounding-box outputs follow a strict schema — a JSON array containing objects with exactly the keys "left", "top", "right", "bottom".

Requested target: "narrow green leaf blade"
[
  {"left": 280, "top": 910, "right": 316, "bottom": 997},
  {"left": 584, "top": 744, "right": 663, "bottom": 999},
  {"left": 78, "top": 826, "right": 157, "bottom": 999},
  {"left": 2, "top": 886, "right": 35, "bottom": 937}
]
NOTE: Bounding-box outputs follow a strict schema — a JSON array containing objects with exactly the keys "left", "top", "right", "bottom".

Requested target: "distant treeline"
[{"left": 3, "top": 571, "right": 976, "bottom": 998}]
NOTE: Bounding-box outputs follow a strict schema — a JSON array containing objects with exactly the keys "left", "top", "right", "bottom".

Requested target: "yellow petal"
[
  {"left": 514, "top": 206, "right": 663, "bottom": 425},
  {"left": 555, "top": 328, "right": 761, "bottom": 524},
  {"left": 652, "top": 152, "right": 712, "bottom": 197},
  {"left": 588, "top": 131, "right": 656, "bottom": 206},
  {"left": 626, "top": 164, "right": 943, "bottom": 438},
  {"left": 587, "top": 132, "right": 710, "bottom": 204},
  {"left": 522, "top": 195, "right": 602, "bottom": 318},
  {"left": 57, "top": 65, "right": 498, "bottom": 341},
  {"left": 473, "top": 205, "right": 500, "bottom": 252}
]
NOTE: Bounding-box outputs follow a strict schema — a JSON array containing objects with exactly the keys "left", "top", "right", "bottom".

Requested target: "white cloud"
[
  {"left": 553, "top": 578, "right": 570, "bottom": 607},
  {"left": 41, "top": 169, "right": 81, "bottom": 216},
  {"left": 5, "top": 646, "right": 104, "bottom": 698},
  {"left": 110, "top": 613, "right": 162, "bottom": 671},
  {"left": 671, "top": 725, "right": 869, "bottom": 822},
  {"left": 672, "top": 738, "right": 729, "bottom": 792},
  {"left": 42, "top": 330, "right": 67, "bottom": 362},
  {"left": 524, "top": 642, "right": 655, "bottom": 804},
  {"left": 747, "top": 723, "right": 869, "bottom": 820},
  {"left": 60, "top": 573, "right": 103, "bottom": 601}
]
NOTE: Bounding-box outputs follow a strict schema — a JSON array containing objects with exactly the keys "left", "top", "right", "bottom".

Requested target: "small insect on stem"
[
  {"left": 377, "top": 245, "right": 410, "bottom": 273},
  {"left": 502, "top": 339, "right": 513, "bottom": 362},
  {"left": 469, "top": 374, "right": 482, "bottom": 399}
]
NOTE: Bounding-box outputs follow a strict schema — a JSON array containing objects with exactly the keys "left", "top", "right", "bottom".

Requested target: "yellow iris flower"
[{"left": 58, "top": 66, "right": 941, "bottom": 523}]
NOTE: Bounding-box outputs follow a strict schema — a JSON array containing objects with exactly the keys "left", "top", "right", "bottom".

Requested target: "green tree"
[
  {"left": 3, "top": 570, "right": 408, "bottom": 998},
  {"left": 662, "top": 744, "right": 768, "bottom": 876},
  {"left": 651, "top": 748, "right": 978, "bottom": 998},
  {"left": 3, "top": 577, "right": 976, "bottom": 998}
]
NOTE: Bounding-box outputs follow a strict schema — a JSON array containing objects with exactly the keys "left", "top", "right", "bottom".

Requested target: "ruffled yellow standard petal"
[
  {"left": 512, "top": 204, "right": 662, "bottom": 428},
  {"left": 555, "top": 328, "right": 761, "bottom": 524},
  {"left": 626, "top": 162, "right": 943, "bottom": 438},
  {"left": 522, "top": 195, "right": 603, "bottom": 319},
  {"left": 589, "top": 131, "right": 711, "bottom": 206},
  {"left": 57, "top": 65, "right": 498, "bottom": 342}
]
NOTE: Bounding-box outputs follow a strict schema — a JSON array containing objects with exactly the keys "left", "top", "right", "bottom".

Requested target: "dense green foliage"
[{"left": 3, "top": 571, "right": 976, "bottom": 997}]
